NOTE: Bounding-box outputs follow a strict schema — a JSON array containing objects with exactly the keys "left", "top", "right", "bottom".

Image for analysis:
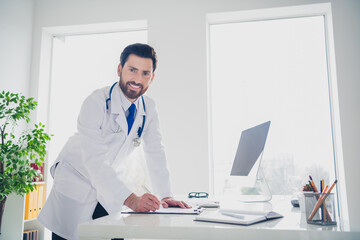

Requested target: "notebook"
[{"left": 194, "top": 209, "right": 283, "bottom": 225}]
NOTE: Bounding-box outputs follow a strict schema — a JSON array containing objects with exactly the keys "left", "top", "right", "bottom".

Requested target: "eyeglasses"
[{"left": 188, "top": 192, "right": 208, "bottom": 198}]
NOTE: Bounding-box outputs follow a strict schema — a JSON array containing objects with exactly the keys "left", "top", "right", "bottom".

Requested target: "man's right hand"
[{"left": 124, "top": 193, "right": 160, "bottom": 212}]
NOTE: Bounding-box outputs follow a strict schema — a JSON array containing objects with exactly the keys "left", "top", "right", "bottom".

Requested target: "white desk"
[{"left": 78, "top": 196, "right": 359, "bottom": 240}]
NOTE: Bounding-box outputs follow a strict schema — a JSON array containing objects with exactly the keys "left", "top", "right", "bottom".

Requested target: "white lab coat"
[{"left": 38, "top": 83, "right": 172, "bottom": 240}]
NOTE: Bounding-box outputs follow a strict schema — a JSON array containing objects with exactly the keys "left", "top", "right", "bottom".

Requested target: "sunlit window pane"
[{"left": 209, "top": 16, "right": 335, "bottom": 196}]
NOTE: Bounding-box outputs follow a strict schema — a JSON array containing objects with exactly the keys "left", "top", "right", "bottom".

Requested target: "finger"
[
  {"left": 150, "top": 199, "right": 160, "bottom": 210},
  {"left": 182, "top": 201, "right": 192, "bottom": 208},
  {"left": 142, "top": 206, "right": 151, "bottom": 212},
  {"left": 177, "top": 201, "right": 186, "bottom": 208},
  {"left": 146, "top": 194, "right": 161, "bottom": 207},
  {"left": 165, "top": 200, "right": 183, "bottom": 208},
  {"left": 150, "top": 202, "right": 160, "bottom": 211},
  {"left": 141, "top": 194, "right": 159, "bottom": 211},
  {"left": 145, "top": 197, "right": 160, "bottom": 210},
  {"left": 141, "top": 201, "right": 157, "bottom": 212},
  {"left": 150, "top": 200, "right": 160, "bottom": 211},
  {"left": 138, "top": 196, "right": 157, "bottom": 212},
  {"left": 162, "top": 201, "right": 169, "bottom": 208},
  {"left": 139, "top": 204, "right": 150, "bottom": 212}
]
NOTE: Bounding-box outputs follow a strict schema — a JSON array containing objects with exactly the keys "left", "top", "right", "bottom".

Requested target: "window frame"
[{"left": 206, "top": 3, "right": 348, "bottom": 222}]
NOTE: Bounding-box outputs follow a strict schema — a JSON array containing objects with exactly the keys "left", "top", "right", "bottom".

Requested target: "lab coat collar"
[
  {"left": 110, "top": 83, "right": 146, "bottom": 135},
  {"left": 137, "top": 96, "right": 146, "bottom": 117},
  {"left": 109, "top": 83, "right": 122, "bottom": 114}
]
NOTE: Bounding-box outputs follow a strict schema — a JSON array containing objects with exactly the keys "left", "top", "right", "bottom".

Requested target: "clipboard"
[{"left": 121, "top": 206, "right": 204, "bottom": 215}]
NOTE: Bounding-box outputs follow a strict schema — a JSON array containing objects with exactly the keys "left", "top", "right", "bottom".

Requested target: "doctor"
[{"left": 38, "top": 43, "right": 190, "bottom": 240}]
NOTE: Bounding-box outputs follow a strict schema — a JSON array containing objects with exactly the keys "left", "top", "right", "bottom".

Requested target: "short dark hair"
[{"left": 120, "top": 43, "right": 157, "bottom": 72}]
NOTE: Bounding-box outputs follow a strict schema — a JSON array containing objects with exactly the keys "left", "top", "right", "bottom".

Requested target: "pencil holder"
[{"left": 304, "top": 192, "right": 337, "bottom": 226}]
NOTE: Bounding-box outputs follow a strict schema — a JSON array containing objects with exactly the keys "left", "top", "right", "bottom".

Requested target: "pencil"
[
  {"left": 320, "top": 180, "right": 323, "bottom": 222},
  {"left": 309, "top": 175, "right": 319, "bottom": 192},
  {"left": 321, "top": 180, "right": 325, "bottom": 221},
  {"left": 322, "top": 179, "right": 335, "bottom": 222},
  {"left": 308, "top": 180, "right": 314, "bottom": 192},
  {"left": 142, "top": 185, "right": 151, "bottom": 194},
  {"left": 320, "top": 180, "right": 323, "bottom": 193},
  {"left": 327, "top": 179, "right": 338, "bottom": 194},
  {"left": 307, "top": 185, "right": 328, "bottom": 221},
  {"left": 307, "top": 180, "right": 337, "bottom": 222}
]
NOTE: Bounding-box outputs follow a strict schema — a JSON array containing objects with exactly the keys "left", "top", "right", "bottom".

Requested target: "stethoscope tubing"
[{"left": 106, "top": 82, "right": 146, "bottom": 139}]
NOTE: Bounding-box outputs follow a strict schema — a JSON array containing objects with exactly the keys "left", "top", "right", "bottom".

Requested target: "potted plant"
[{"left": 0, "top": 91, "right": 51, "bottom": 233}]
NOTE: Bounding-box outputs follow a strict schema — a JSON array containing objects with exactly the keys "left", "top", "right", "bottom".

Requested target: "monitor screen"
[{"left": 230, "top": 121, "right": 271, "bottom": 176}]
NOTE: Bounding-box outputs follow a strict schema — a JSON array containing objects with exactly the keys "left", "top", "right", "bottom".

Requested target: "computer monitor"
[
  {"left": 230, "top": 121, "right": 271, "bottom": 176},
  {"left": 230, "top": 121, "right": 272, "bottom": 202}
]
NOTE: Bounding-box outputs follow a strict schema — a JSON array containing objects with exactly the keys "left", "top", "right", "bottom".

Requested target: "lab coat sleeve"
[
  {"left": 142, "top": 102, "right": 173, "bottom": 199},
  {"left": 77, "top": 91, "right": 132, "bottom": 209}
]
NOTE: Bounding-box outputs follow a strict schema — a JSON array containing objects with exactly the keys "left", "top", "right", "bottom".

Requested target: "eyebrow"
[
  {"left": 128, "top": 66, "right": 138, "bottom": 71},
  {"left": 128, "top": 65, "right": 151, "bottom": 73}
]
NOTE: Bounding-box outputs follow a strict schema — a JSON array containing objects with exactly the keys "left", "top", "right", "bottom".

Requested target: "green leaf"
[{"left": 0, "top": 91, "right": 52, "bottom": 197}]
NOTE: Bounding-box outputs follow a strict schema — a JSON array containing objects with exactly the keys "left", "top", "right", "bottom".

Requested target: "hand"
[
  {"left": 161, "top": 197, "right": 192, "bottom": 209},
  {"left": 124, "top": 193, "right": 161, "bottom": 212}
]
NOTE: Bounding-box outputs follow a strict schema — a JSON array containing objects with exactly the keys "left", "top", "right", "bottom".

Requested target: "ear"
[
  {"left": 149, "top": 73, "right": 155, "bottom": 84},
  {"left": 117, "top": 63, "right": 122, "bottom": 77}
]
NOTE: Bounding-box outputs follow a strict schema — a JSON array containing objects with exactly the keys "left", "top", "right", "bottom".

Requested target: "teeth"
[{"left": 129, "top": 83, "right": 140, "bottom": 89}]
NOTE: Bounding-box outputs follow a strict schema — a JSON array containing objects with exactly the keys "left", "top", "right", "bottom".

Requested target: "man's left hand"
[{"left": 161, "top": 197, "right": 192, "bottom": 208}]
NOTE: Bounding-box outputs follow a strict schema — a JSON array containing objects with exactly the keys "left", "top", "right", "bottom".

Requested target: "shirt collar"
[{"left": 119, "top": 86, "right": 140, "bottom": 113}]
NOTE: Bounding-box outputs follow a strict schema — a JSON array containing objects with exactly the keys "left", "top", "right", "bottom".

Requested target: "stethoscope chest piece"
[{"left": 133, "top": 138, "right": 141, "bottom": 147}]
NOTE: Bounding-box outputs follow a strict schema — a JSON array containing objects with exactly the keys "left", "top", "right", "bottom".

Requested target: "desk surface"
[{"left": 78, "top": 196, "right": 359, "bottom": 240}]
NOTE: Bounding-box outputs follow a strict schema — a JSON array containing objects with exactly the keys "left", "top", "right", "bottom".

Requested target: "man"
[{"left": 38, "top": 43, "right": 190, "bottom": 240}]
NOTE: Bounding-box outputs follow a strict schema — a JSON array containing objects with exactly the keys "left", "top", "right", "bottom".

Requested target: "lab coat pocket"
[
  {"left": 102, "top": 120, "right": 126, "bottom": 145},
  {"left": 54, "top": 162, "right": 96, "bottom": 203},
  {"left": 102, "top": 114, "right": 123, "bottom": 134}
]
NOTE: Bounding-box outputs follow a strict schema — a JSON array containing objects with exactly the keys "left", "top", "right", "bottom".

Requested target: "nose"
[{"left": 133, "top": 72, "right": 143, "bottom": 84}]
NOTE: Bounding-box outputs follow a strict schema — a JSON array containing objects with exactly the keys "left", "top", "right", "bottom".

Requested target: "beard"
[{"left": 119, "top": 73, "right": 149, "bottom": 101}]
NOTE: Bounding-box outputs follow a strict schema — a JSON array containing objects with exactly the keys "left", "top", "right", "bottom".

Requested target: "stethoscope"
[{"left": 106, "top": 82, "right": 146, "bottom": 147}]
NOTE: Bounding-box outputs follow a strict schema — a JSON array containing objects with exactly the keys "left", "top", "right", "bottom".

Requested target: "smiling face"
[{"left": 118, "top": 54, "right": 155, "bottom": 102}]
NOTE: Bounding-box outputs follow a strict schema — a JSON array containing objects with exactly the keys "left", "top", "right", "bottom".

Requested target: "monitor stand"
[{"left": 237, "top": 167, "right": 272, "bottom": 202}]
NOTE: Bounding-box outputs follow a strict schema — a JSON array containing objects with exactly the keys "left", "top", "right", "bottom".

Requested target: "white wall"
[
  {"left": 0, "top": 0, "right": 34, "bottom": 238},
  {"left": 0, "top": 0, "right": 34, "bottom": 95},
  {"left": 27, "top": 0, "right": 360, "bottom": 230}
]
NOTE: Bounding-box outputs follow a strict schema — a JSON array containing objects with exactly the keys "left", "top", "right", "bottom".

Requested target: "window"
[
  {"left": 48, "top": 30, "right": 147, "bottom": 168},
  {"left": 35, "top": 21, "right": 147, "bottom": 240},
  {"left": 208, "top": 8, "right": 342, "bottom": 201}
]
